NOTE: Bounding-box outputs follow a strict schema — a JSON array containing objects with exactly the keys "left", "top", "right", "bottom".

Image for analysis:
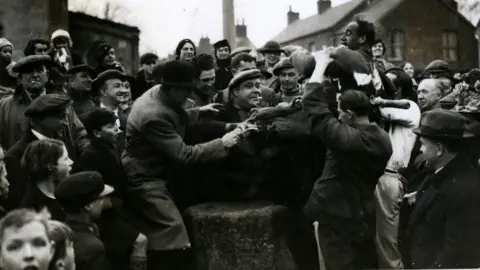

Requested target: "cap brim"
[
  {"left": 99, "top": 184, "right": 114, "bottom": 197},
  {"left": 412, "top": 127, "right": 475, "bottom": 139}
]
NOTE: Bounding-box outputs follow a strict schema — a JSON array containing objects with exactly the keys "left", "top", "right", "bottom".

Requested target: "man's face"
[
  {"left": 20, "top": 65, "right": 48, "bottom": 91},
  {"left": 0, "top": 221, "right": 54, "bottom": 270},
  {"left": 168, "top": 86, "right": 194, "bottom": 107},
  {"left": 103, "top": 78, "right": 126, "bottom": 106},
  {"left": 53, "top": 37, "right": 69, "bottom": 50},
  {"left": 0, "top": 45, "right": 12, "bottom": 62},
  {"left": 216, "top": 46, "right": 230, "bottom": 60},
  {"left": 418, "top": 79, "right": 442, "bottom": 111},
  {"left": 87, "top": 198, "right": 104, "bottom": 219},
  {"left": 233, "top": 78, "right": 262, "bottom": 109},
  {"left": 102, "top": 48, "right": 116, "bottom": 67},
  {"left": 33, "top": 43, "right": 49, "bottom": 55},
  {"left": 0, "top": 148, "right": 9, "bottom": 200},
  {"left": 341, "top": 22, "right": 362, "bottom": 50},
  {"left": 264, "top": 52, "right": 281, "bottom": 67},
  {"left": 198, "top": 69, "right": 216, "bottom": 95},
  {"left": 419, "top": 136, "right": 442, "bottom": 169},
  {"left": 279, "top": 67, "right": 299, "bottom": 91},
  {"left": 69, "top": 71, "right": 92, "bottom": 92},
  {"left": 142, "top": 59, "right": 158, "bottom": 75},
  {"left": 95, "top": 123, "right": 120, "bottom": 144}
]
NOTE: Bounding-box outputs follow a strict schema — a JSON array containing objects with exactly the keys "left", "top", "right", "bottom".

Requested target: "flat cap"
[
  {"left": 66, "top": 64, "right": 95, "bottom": 76},
  {"left": 12, "top": 55, "right": 52, "bottom": 73},
  {"left": 272, "top": 57, "right": 294, "bottom": 76},
  {"left": 231, "top": 46, "right": 251, "bottom": 58},
  {"left": 24, "top": 93, "right": 72, "bottom": 118},
  {"left": 140, "top": 53, "right": 159, "bottom": 65},
  {"left": 228, "top": 69, "right": 262, "bottom": 90},
  {"left": 55, "top": 171, "right": 114, "bottom": 212},
  {"left": 92, "top": 69, "right": 128, "bottom": 90},
  {"left": 421, "top": 59, "right": 453, "bottom": 80}
]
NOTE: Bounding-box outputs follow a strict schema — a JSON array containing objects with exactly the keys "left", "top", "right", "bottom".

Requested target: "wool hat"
[
  {"left": 231, "top": 46, "right": 251, "bottom": 58},
  {"left": 228, "top": 69, "right": 262, "bottom": 90},
  {"left": 0, "top": 38, "right": 12, "bottom": 51},
  {"left": 258, "top": 41, "right": 284, "bottom": 54},
  {"left": 161, "top": 60, "right": 196, "bottom": 88},
  {"left": 24, "top": 93, "right": 72, "bottom": 118},
  {"left": 92, "top": 69, "right": 128, "bottom": 90},
  {"left": 66, "top": 64, "right": 95, "bottom": 77},
  {"left": 80, "top": 108, "right": 117, "bottom": 135},
  {"left": 272, "top": 57, "right": 295, "bottom": 76},
  {"left": 55, "top": 171, "right": 114, "bottom": 212},
  {"left": 95, "top": 42, "right": 113, "bottom": 63},
  {"left": 12, "top": 55, "right": 52, "bottom": 73},
  {"left": 213, "top": 39, "right": 231, "bottom": 50},
  {"left": 412, "top": 109, "right": 474, "bottom": 139},
  {"left": 140, "top": 53, "right": 159, "bottom": 65},
  {"left": 51, "top": 29, "right": 72, "bottom": 47}
]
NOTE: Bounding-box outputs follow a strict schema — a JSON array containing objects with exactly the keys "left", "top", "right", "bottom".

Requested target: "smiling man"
[
  {"left": 184, "top": 54, "right": 217, "bottom": 109},
  {"left": 66, "top": 65, "right": 96, "bottom": 116}
]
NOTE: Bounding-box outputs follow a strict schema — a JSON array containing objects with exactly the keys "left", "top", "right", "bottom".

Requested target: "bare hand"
[
  {"left": 313, "top": 49, "right": 333, "bottom": 67},
  {"left": 199, "top": 103, "right": 224, "bottom": 115},
  {"left": 370, "top": 96, "right": 384, "bottom": 105},
  {"left": 132, "top": 233, "right": 148, "bottom": 257},
  {"left": 221, "top": 128, "right": 242, "bottom": 148}
]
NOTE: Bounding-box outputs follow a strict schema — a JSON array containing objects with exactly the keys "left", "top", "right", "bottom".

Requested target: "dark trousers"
[
  {"left": 147, "top": 249, "right": 191, "bottom": 270},
  {"left": 316, "top": 214, "right": 377, "bottom": 270},
  {"left": 287, "top": 210, "right": 319, "bottom": 270}
]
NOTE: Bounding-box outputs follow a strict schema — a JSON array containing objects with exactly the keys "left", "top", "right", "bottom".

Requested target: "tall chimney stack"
[
  {"left": 223, "top": 0, "right": 236, "bottom": 50},
  {"left": 287, "top": 6, "right": 300, "bottom": 25},
  {"left": 317, "top": 0, "right": 332, "bottom": 14}
]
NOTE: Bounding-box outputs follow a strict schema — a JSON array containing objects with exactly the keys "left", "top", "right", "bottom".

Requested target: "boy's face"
[
  {"left": 94, "top": 122, "right": 120, "bottom": 144},
  {"left": 0, "top": 221, "right": 54, "bottom": 270}
]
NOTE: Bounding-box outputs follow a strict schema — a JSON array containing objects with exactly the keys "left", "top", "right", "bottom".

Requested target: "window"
[
  {"left": 308, "top": 42, "right": 316, "bottom": 52},
  {"left": 388, "top": 30, "right": 404, "bottom": 61},
  {"left": 442, "top": 31, "right": 457, "bottom": 62}
]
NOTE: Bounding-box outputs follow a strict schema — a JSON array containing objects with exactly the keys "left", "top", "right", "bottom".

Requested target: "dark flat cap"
[
  {"left": 92, "top": 69, "right": 128, "bottom": 90},
  {"left": 12, "top": 55, "right": 52, "bottom": 73},
  {"left": 272, "top": 58, "right": 294, "bottom": 76},
  {"left": 161, "top": 60, "right": 196, "bottom": 88},
  {"left": 228, "top": 69, "right": 262, "bottom": 90},
  {"left": 140, "top": 53, "right": 159, "bottom": 65},
  {"left": 55, "top": 171, "right": 114, "bottom": 212},
  {"left": 24, "top": 93, "right": 72, "bottom": 118},
  {"left": 80, "top": 108, "right": 117, "bottom": 135},
  {"left": 66, "top": 64, "right": 95, "bottom": 76}
]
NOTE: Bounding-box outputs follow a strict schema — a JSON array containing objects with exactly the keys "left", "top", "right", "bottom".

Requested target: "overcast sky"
[{"left": 71, "top": 0, "right": 351, "bottom": 57}]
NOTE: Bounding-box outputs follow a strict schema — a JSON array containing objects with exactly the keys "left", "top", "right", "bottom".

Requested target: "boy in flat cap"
[
  {"left": 133, "top": 53, "right": 159, "bottom": 100},
  {"left": 213, "top": 39, "right": 233, "bottom": 90},
  {"left": 55, "top": 171, "right": 113, "bottom": 270},
  {"left": 66, "top": 64, "right": 97, "bottom": 116},
  {"left": 0, "top": 55, "right": 89, "bottom": 152},
  {"left": 4, "top": 93, "right": 88, "bottom": 209},
  {"left": 79, "top": 108, "right": 147, "bottom": 270}
]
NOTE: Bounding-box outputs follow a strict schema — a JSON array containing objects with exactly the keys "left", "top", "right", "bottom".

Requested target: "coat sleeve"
[
  {"left": 302, "top": 82, "right": 364, "bottom": 152},
  {"left": 71, "top": 109, "right": 90, "bottom": 155},
  {"left": 142, "top": 117, "right": 227, "bottom": 164},
  {"left": 379, "top": 100, "right": 421, "bottom": 128}
]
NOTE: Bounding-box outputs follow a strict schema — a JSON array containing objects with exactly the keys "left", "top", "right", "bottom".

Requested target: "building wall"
[
  {"left": 69, "top": 12, "right": 140, "bottom": 76},
  {"left": 379, "top": 0, "right": 477, "bottom": 70},
  {"left": 279, "top": 32, "right": 333, "bottom": 52}
]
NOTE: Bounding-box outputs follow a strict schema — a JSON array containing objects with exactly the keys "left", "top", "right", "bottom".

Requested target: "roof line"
[{"left": 438, "top": 0, "right": 476, "bottom": 30}]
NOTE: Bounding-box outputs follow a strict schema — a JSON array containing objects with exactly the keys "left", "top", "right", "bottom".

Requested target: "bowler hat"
[
  {"left": 272, "top": 58, "right": 294, "bottom": 76},
  {"left": 161, "top": 60, "right": 196, "bottom": 88},
  {"left": 24, "top": 93, "right": 72, "bottom": 118},
  {"left": 66, "top": 64, "right": 95, "bottom": 77},
  {"left": 228, "top": 69, "right": 262, "bottom": 90},
  {"left": 412, "top": 109, "right": 474, "bottom": 139},
  {"left": 55, "top": 171, "right": 114, "bottom": 212},
  {"left": 258, "top": 41, "right": 284, "bottom": 54},
  {"left": 12, "top": 55, "right": 52, "bottom": 73},
  {"left": 92, "top": 69, "right": 128, "bottom": 90}
]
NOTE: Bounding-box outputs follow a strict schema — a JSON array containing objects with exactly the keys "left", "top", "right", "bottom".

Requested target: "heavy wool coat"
[
  {"left": 122, "top": 85, "right": 228, "bottom": 251},
  {"left": 405, "top": 155, "right": 480, "bottom": 269}
]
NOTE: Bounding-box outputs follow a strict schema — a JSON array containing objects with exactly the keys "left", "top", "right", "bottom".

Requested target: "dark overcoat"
[
  {"left": 405, "top": 155, "right": 480, "bottom": 269},
  {"left": 122, "top": 85, "right": 228, "bottom": 251}
]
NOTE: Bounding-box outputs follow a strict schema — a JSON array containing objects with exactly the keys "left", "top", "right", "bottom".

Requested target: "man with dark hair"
[
  {"left": 184, "top": 54, "right": 217, "bottom": 109},
  {"left": 213, "top": 39, "right": 232, "bottom": 90},
  {"left": 404, "top": 109, "right": 480, "bottom": 268},
  {"left": 133, "top": 53, "right": 159, "bottom": 100},
  {"left": 302, "top": 49, "right": 392, "bottom": 269},
  {"left": 24, "top": 39, "right": 50, "bottom": 56},
  {"left": 66, "top": 65, "right": 96, "bottom": 116}
]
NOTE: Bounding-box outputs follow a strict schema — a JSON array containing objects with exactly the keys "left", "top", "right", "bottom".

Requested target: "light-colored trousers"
[{"left": 374, "top": 171, "right": 405, "bottom": 269}]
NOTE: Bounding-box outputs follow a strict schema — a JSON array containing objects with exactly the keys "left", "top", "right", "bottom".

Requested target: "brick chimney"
[
  {"left": 236, "top": 19, "right": 247, "bottom": 37},
  {"left": 317, "top": 0, "right": 331, "bottom": 14},
  {"left": 287, "top": 6, "right": 300, "bottom": 25}
]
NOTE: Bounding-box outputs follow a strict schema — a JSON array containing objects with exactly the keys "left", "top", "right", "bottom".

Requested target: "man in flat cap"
[
  {"left": 123, "top": 60, "right": 247, "bottom": 270},
  {"left": 55, "top": 171, "right": 113, "bottom": 270},
  {"left": 258, "top": 40, "right": 284, "bottom": 90},
  {"left": 93, "top": 69, "right": 129, "bottom": 127},
  {"left": 213, "top": 39, "right": 233, "bottom": 90},
  {"left": 404, "top": 109, "right": 480, "bottom": 269},
  {"left": 4, "top": 93, "right": 88, "bottom": 209},
  {"left": 133, "top": 53, "right": 159, "bottom": 100},
  {"left": 66, "top": 64, "right": 96, "bottom": 116},
  {"left": 0, "top": 55, "right": 89, "bottom": 152}
]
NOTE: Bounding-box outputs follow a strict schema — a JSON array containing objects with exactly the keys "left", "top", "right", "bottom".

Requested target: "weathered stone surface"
[{"left": 184, "top": 201, "right": 297, "bottom": 270}]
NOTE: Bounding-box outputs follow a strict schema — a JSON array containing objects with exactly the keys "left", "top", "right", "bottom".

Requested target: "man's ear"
[
  {"left": 358, "top": 35, "right": 367, "bottom": 45},
  {"left": 346, "top": 109, "right": 355, "bottom": 119}
]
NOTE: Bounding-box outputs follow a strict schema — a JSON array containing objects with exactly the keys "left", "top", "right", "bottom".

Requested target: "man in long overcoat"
[{"left": 122, "top": 60, "right": 243, "bottom": 270}]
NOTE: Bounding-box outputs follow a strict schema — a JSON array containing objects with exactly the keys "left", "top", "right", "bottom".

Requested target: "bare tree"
[
  {"left": 69, "top": 0, "right": 131, "bottom": 24},
  {"left": 103, "top": 2, "right": 130, "bottom": 23}
]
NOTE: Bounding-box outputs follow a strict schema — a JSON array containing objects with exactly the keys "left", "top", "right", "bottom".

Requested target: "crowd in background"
[{"left": 0, "top": 13, "right": 478, "bottom": 270}]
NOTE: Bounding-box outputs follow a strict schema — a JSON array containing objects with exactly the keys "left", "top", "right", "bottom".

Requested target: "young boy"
[{"left": 48, "top": 220, "right": 75, "bottom": 270}]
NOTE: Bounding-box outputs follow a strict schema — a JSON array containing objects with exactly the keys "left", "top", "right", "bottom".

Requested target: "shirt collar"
[{"left": 31, "top": 129, "right": 50, "bottom": 140}]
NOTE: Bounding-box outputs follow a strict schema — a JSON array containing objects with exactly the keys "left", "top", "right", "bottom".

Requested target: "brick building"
[
  {"left": 272, "top": 0, "right": 478, "bottom": 70},
  {"left": 0, "top": 0, "right": 140, "bottom": 75}
]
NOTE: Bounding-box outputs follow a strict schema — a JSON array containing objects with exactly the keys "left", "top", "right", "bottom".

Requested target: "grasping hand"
[{"left": 199, "top": 103, "right": 224, "bottom": 115}]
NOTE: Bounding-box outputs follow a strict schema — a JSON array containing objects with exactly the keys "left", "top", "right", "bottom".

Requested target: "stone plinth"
[{"left": 184, "top": 201, "right": 297, "bottom": 270}]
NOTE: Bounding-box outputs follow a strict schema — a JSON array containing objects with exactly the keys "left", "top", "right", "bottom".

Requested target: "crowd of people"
[{"left": 0, "top": 14, "right": 478, "bottom": 270}]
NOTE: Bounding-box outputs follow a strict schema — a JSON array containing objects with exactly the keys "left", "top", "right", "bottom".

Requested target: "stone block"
[{"left": 184, "top": 201, "right": 297, "bottom": 270}]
